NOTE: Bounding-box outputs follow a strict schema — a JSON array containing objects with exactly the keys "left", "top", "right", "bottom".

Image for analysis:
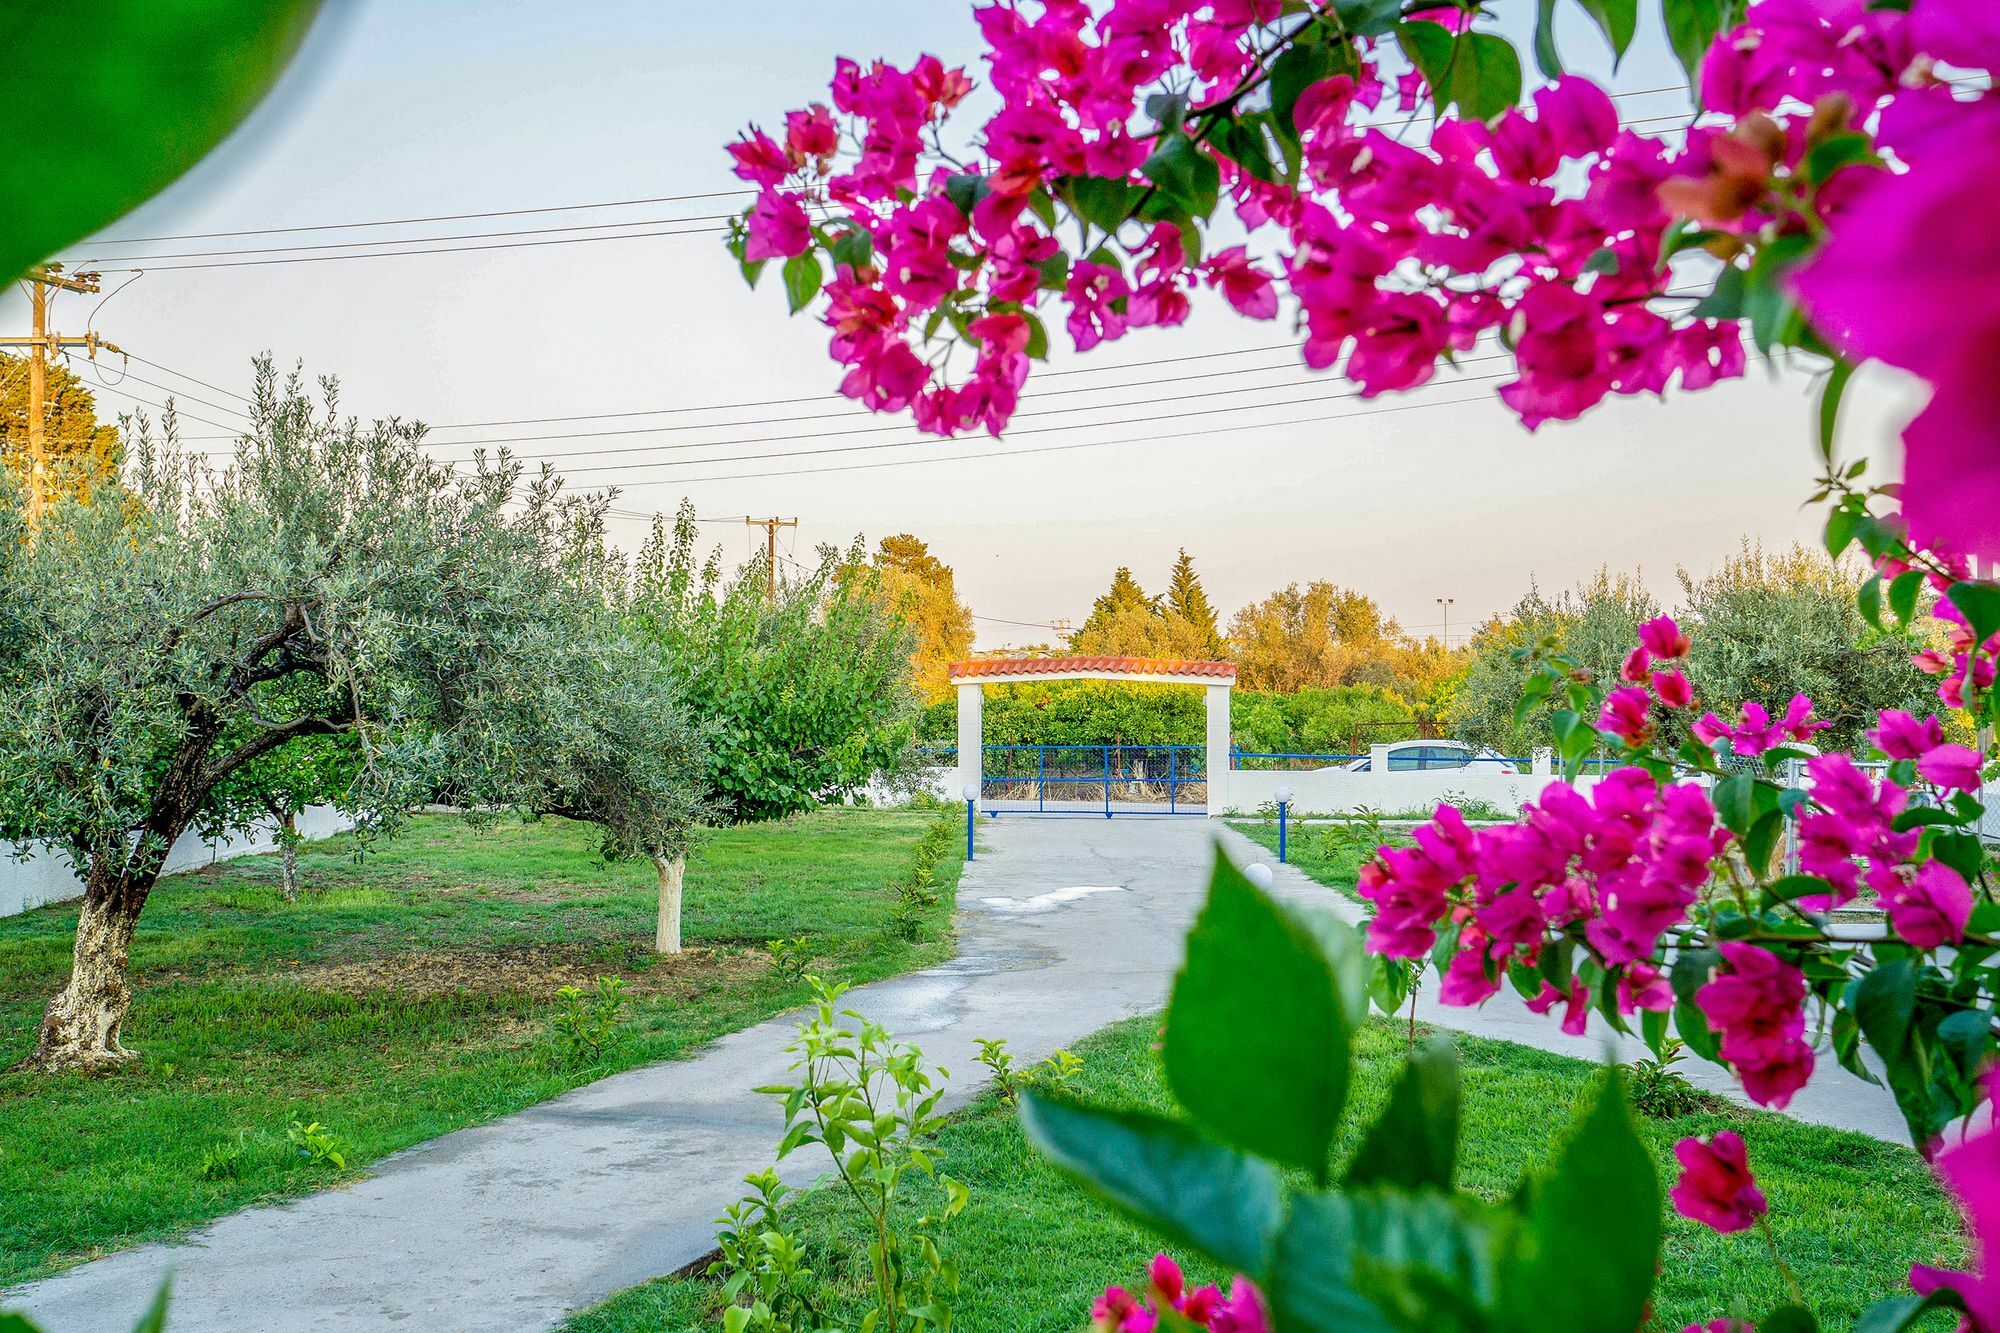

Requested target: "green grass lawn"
[
  {"left": 567, "top": 1014, "right": 1961, "bottom": 1333},
  {"left": 1228, "top": 817, "right": 1380, "bottom": 903},
  {"left": 0, "top": 807, "right": 960, "bottom": 1285}
]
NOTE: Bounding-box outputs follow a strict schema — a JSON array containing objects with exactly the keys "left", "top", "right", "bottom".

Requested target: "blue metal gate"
[{"left": 980, "top": 743, "right": 1207, "bottom": 816}]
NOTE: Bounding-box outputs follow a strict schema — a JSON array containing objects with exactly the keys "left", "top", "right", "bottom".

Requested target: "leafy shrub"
[
  {"left": 550, "top": 976, "right": 628, "bottom": 1066},
  {"left": 1625, "top": 1041, "right": 1720, "bottom": 1120},
  {"left": 712, "top": 979, "right": 967, "bottom": 1331},
  {"left": 285, "top": 1120, "right": 347, "bottom": 1171},
  {"left": 764, "top": 935, "right": 814, "bottom": 982},
  {"left": 889, "top": 808, "right": 959, "bottom": 942},
  {"left": 975, "top": 1036, "right": 1084, "bottom": 1102},
  {"left": 195, "top": 1136, "right": 245, "bottom": 1181}
]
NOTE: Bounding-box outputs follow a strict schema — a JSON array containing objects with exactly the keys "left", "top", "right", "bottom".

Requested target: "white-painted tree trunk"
[
  {"left": 653, "top": 853, "right": 685, "bottom": 954},
  {"left": 19, "top": 894, "right": 141, "bottom": 1071}
]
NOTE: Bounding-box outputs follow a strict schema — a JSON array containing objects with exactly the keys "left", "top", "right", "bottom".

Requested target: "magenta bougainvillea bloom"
[
  {"left": 1638, "top": 615, "right": 1692, "bottom": 660},
  {"left": 1670, "top": 1131, "right": 1770, "bottom": 1233},
  {"left": 1917, "top": 742, "right": 1985, "bottom": 792},
  {"left": 1910, "top": 1099, "right": 2000, "bottom": 1331},
  {"left": 1092, "top": 1256, "right": 1266, "bottom": 1333},
  {"left": 1598, "top": 686, "right": 1655, "bottom": 747},
  {"left": 1697, "top": 944, "right": 1815, "bottom": 1109},
  {"left": 1882, "top": 859, "right": 1974, "bottom": 950}
]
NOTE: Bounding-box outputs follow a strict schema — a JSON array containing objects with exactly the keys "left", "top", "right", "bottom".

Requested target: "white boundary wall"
[{"left": 0, "top": 805, "right": 353, "bottom": 918}]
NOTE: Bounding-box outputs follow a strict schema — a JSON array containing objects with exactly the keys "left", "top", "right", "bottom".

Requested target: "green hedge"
[{"left": 917, "top": 681, "right": 1418, "bottom": 754}]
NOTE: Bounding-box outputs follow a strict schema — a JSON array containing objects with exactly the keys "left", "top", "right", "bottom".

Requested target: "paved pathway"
[{"left": 6, "top": 817, "right": 1908, "bottom": 1332}]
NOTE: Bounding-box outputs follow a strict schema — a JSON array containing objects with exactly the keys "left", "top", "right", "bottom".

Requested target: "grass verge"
[
  {"left": 0, "top": 807, "right": 959, "bottom": 1285},
  {"left": 567, "top": 1013, "right": 1959, "bottom": 1333}
]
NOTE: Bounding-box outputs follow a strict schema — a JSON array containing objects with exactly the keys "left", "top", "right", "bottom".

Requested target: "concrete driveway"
[{"left": 3, "top": 815, "right": 1907, "bottom": 1332}]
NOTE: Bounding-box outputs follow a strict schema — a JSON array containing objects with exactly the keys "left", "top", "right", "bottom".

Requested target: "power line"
[
  {"left": 78, "top": 211, "right": 744, "bottom": 265},
  {"left": 86, "top": 189, "right": 759, "bottom": 246},
  {"left": 82, "top": 222, "right": 731, "bottom": 273}
]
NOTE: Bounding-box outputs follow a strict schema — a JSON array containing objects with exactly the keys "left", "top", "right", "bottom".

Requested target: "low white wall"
[
  {"left": 0, "top": 805, "right": 354, "bottom": 918},
  {"left": 1223, "top": 766, "right": 1586, "bottom": 817}
]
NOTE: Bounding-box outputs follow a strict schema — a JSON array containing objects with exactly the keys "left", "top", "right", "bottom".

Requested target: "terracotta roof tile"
[{"left": 946, "top": 655, "right": 1237, "bottom": 682}]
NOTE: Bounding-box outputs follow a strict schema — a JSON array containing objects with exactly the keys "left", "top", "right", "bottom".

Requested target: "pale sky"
[{"left": 5, "top": 0, "right": 1922, "bottom": 650}]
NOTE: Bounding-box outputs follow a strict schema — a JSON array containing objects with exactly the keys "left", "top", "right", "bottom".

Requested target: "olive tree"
[{"left": 0, "top": 361, "right": 706, "bottom": 1071}]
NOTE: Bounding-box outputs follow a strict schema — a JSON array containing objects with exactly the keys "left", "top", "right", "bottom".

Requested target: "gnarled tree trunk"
[
  {"left": 278, "top": 808, "right": 301, "bottom": 902},
  {"left": 16, "top": 870, "right": 153, "bottom": 1072},
  {"left": 653, "top": 852, "right": 685, "bottom": 955}
]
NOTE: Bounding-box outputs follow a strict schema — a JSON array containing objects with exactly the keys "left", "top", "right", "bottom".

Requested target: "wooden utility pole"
[
  {"left": 4, "top": 264, "right": 123, "bottom": 524},
  {"left": 744, "top": 515, "right": 798, "bottom": 602}
]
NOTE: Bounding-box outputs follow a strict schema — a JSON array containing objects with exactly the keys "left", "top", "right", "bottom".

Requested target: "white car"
[{"left": 1339, "top": 741, "right": 1517, "bottom": 775}]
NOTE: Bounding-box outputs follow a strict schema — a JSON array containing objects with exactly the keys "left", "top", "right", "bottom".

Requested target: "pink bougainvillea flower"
[
  {"left": 1147, "top": 1253, "right": 1183, "bottom": 1306},
  {"left": 1653, "top": 668, "right": 1694, "bottom": 709},
  {"left": 1909, "top": 1091, "right": 2000, "bottom": 1331},
  {"left": 1872, "top": 708, "right": 1948, "bottom": 761},
  {"left": 1639, "top": 615, "right": 1692, "bottom": 659},
  {"left": 1202, "top": 246, "right": 1279, "bottom": 320},
  {"left": 1599, "top": 686, "right": 1655, "bottom": 747},
  {"left": 1697, "top": 943, "right": 1814, "bottom": 1109},
  {"left": 743, "top": 190, "right": 811, "bottom": 262},
  {"left": 1210, "top": 1277, "right": 1272, "bottom": 1333},
  {"left": 727, "top": 128, "right": 793, "bottom": 185},
  {"left": 1792, "top": 97, "right": 2000, "bottom": 558},
  {"left": 1917, "top": 742, "right": 1984, "bottom": 792},
  {"left": 1526, "top": 979, "right": 1591, "bottom": 1036},
  {"left": 1670, "top": 1131, "right": 1769, "bottom": 1233},
  {"left": 1682, "top": 1321, "right": 1757, "bottom": 1333},
  {"left": 1778, "top": 693, "right": 1833, "bottom": 743},
  {"left": 1883, "top": 859, "right": 1974, "bottom": 949},
  {"left": 1618, "top": 960, "right": 1674, "bottom": 1014},
  {"left": 1621, "top": 645, "right": 1652, "bottom": 684},
  {"left": 1092, "top": 1285, "right": 1156, "bottom": 1333}
]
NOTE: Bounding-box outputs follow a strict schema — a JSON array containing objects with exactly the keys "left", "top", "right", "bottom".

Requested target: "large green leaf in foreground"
[{"left": 1, "top": 1, "right": 322, "bottom": 282}]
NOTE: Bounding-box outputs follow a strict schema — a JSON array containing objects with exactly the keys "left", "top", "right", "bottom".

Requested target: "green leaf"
[
  {"left": 1344, "top": 1040, "right": 1460, "bottom": 1192},
  {"left": 128, "top": 1280, "right": 171, "bottom": 1328},
  {"left": 1572, "top": 0, "right": 1640, "bottom": 62},
  {"left": 825, "top": 226, "right": 874, "bottom": 273},
  {"left": 1139, "top": 133, "right": 1222, "bottom": 218},
  {"left": 0, "top": 1, "right": 323, "bottom": 283},
  {"left": 1532, "top": 0, "right": 1565, "bottom": 78},
  {"left": 1858, "top": 573, "right": 1885, "bottom": 630},
  {"left": 1018, "top": 1093, "right": 1283, "bottom": 1275},
  {"left": 1332, "top": 0, "right": 1406, "bottom": 38},
  {"left": 1667, "top": 0, "right": 1730, "bottom": 90},
  {"left": 1671, "top": 947, "right": 1721, "bottom": 1063},
  {"left": 1067, "top": 175, "right": 1140, "bottom": 234},
  {"left": 942, "top": 171, "right": 991, "bottom": 219},
  {"left": 1818, "top": 357, "right": 1855, "bottom": 464},
  {"left": 1499, "top": 1074, "right": 1661, "bottom": 1333},
  {"left": 1398, "top": 25, "right": 1524, "bottom": 123},
  {"left": 1858, "top": 1290, "right": 1969, "bottom": 1333},
  {"left": 1164, "top": 853, "right": 1351, "bottom": 1177},
  {"left": 1691, "top": 265, "right": 1746, "bottom": 320},
  {"left": 1887, "top": 569, "right": 1925, "bottom": 626},
  {"left": 1803, "top": 132, "right": 1878, "bottom": 184},
  {"left": 1848, "top": 959, "right": 1918, "bottom": 1063},
  {"left": 1946, "top": 581, "right": 2000, "bottom": 645},
  {"left": 1269, "top": 42, "right": 1345, "bottom": 145},
  {"left": 1146, "top": 91, "right": 1191, "bottom": 137},
  {"left": 1745, "top": 231, "right": 1814, "bottom": 354},
  {"left": 1270, "top": 1191, "right": 1507, "bottom": 1333},
  {"left": 1758, "top": 1305, "right": 1820, "bottom": 1333},
  {"left": 781, "top": 252, "right": 823, "bottom": 314},
  {"left": 1713, "top": 772, "right": 1778, "bottom": 837}
]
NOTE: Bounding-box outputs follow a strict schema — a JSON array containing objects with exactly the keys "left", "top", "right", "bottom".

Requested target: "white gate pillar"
[
  {"left": 955, "top": 681, "right": 983, "bottom": 805},
  {"left": 1204, "top": 681, "right": 1231, "bottom": 817}
]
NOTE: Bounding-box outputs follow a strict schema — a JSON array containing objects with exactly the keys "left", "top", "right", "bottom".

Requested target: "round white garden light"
[
  {"left": 962, "top": 783, "right": 979, "bottom": 803},
  {"left": 1274, "top": 785, "right": 1294, "bottom": 805},
  {"left": 1243, "top": 862, "right": 1274, "bottom": 891}
]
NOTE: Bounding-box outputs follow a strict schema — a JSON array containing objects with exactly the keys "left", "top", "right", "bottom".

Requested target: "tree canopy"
[
  {"left": 0, "top": 352, "right": 121, "bottom": 506},
  {"left": 631, "top": 502, "right": 919, "bottom": 824},
  {"left": 868, "top": 533, "right": 973, "bottom": 704},
  {"left": 0, "top": 361, "right": 706, "bottom": 1069}
]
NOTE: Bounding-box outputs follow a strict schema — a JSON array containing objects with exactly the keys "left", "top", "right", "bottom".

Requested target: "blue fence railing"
[{"left": 973, "top": 743, "right": 1207, "bottom": 815}]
